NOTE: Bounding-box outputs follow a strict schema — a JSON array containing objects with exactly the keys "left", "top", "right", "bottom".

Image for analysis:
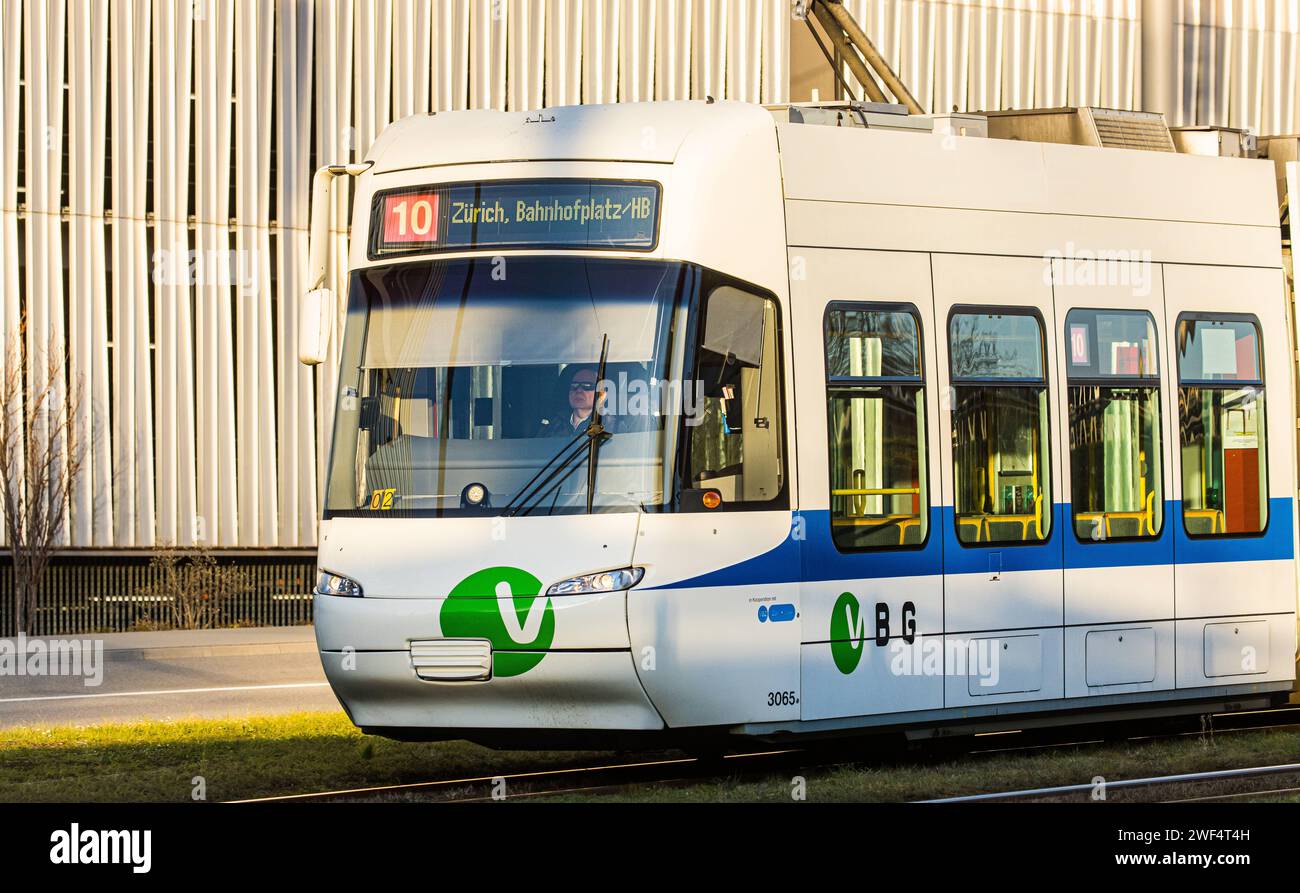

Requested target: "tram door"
[
  {"left": 931, "top": 254, "right": 1065, "bottom": 707},
  {"left": 1053, "top": 261, "right": 1176, "bottom": 698},
  {"left": 792, "top": 248, "right": 945, "bottom": 722},
  {"left": 626, "top": 275, "right": 803, "bottom": 728}
]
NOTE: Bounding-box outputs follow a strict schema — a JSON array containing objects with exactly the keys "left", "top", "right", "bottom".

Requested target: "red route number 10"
[{"left": 383, "top": 192, "right": 440, "bottom": 244}]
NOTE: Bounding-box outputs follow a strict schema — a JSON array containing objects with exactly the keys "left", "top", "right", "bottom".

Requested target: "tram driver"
[{"left": 538, "top": 364, "right": 605, "bottom": 437}]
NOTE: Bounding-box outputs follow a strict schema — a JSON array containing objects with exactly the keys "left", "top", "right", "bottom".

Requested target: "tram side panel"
[
  {"left": 1161, "top": 263, "right": 1298, "bottom": 690},
  {"left": 1050, "top": 258, "right": 1177, "bottom": 699},
  {"left": 788, "top": 247, "right": 945, "bottom": 722}
]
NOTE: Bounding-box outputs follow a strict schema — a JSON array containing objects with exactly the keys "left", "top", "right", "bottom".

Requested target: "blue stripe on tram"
[{"left": 647, "top": 498, "right": 1294, "bottom": 590}]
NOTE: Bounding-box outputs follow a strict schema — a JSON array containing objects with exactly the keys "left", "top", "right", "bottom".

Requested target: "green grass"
[
  {"left": 0, "top": 712, "right": 607, "bottom": 802},
  {"left": 4, "top": 712, "right": 1300, "bottom": 803}
]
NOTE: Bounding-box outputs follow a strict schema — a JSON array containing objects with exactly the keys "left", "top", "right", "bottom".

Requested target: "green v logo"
[
  {"left": 829, "top": 591, "right": 867, "bottom": 675},
  {"left": 439, "top": 567, "right": 556, "bottom": 677}
]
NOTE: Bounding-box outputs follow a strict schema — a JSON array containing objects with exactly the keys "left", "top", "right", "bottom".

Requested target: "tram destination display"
[{"left": 370, "top": 179, "right": 660, "bottom": 257}]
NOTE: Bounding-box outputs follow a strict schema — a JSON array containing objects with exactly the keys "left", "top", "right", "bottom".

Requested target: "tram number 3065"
[{"left": 767, "top": 690, "right": 800, "bottom": 707}]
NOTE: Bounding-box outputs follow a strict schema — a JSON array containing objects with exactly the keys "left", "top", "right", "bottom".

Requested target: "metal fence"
[{"left": 0, "top": 551, "right": 316, "bottom": 637}]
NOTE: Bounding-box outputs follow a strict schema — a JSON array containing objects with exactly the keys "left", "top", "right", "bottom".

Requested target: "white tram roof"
[{"left": 360, "top": 100, "right": 1283, "bottom": 272}]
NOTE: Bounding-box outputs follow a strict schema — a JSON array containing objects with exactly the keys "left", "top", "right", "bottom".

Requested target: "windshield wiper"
[
  {"left": 501, "top": 335, "right": 612, "bottom": 518},
  {"left": 500, "top": 427, "right": 591, "bottom": 518},
  {"left": 584, "top": 336, "right": 613, "bottom": 514}
]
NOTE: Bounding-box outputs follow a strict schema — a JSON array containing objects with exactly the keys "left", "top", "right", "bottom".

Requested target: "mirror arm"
[{"left": 307, "top": 162, "right": 372, "bottom": 293}]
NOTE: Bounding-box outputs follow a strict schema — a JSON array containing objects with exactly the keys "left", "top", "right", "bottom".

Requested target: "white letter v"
[{"left": 496, "top": 581, "right": 548, "bottom": 644}]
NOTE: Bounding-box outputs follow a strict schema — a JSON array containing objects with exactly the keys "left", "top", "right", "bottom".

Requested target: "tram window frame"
[
  {"left": 1174, "top": 312, "right": 1269, "bottom": 540},
  {"left": 1063, "top": 308, "right": 1166, "bottom": 544},
  {"left": 678, "top": 275, "right": 791, "bottom": 513},
  {"left": 822, "top": 301, "right": 932, "bottom": 553},
  {"left": 947, "top": 305, "right": 1054, "bottom": 548}
]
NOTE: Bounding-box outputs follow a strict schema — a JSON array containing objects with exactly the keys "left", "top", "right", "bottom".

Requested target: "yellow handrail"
[{"left": 832, "top": 487, "right": 921, "bottom": 496}]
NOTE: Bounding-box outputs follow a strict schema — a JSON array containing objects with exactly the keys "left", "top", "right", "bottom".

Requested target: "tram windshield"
[{"left": 324, "top": 257, "right": 694, "bottom": 517}]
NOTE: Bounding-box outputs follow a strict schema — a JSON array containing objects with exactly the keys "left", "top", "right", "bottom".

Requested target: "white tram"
[{"left": 300, "top": 100, "right": 1298, "bottom": 747}]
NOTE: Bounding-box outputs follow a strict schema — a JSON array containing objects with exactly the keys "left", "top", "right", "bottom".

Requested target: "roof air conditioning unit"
[{"left": 981, "top": 107, "right": 1176, "bottom": 153}]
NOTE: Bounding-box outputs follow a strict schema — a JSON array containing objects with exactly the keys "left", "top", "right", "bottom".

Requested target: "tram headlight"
[
  {"left": 546, "top": 566, "right": 645, "bottom": 596},
  {"left": 316, "top": 569, "right": 364, "bottom": 598},
  {"left": 461, "top": 482, "right": 490, "bottom": 508}
]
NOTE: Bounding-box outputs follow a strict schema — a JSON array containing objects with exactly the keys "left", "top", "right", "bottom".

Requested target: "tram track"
[
  {"left": 923, "top": 762, "right": 1300, "bottom": 803},
  {"left": 227, "top": 748, "right": 803, "bottom": 803},
  {"left": 227, "top": 705, "right": 1300, "bottom": 804},
  {"left": 963, "top": 705, "right": 1300, "bottom": 756}
]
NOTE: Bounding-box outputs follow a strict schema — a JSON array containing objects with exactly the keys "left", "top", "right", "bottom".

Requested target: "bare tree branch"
[{"left": 0, "top": 316, "right": 89, "bottom": 634}]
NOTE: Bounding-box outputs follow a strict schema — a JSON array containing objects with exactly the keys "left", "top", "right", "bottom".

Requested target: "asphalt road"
[{"left": 0, "top": 628, "right": 344, "bottom": 729}]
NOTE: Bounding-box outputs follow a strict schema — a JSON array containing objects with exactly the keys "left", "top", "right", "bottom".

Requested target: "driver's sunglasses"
[{"left": 569, "top": 381, "right": 597, "bottom": 392}]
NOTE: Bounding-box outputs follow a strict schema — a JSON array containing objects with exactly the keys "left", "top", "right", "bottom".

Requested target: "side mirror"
[
  {"left": 298, "top": 287, "right": 335, "bottom": 366},
  {"left": 299, "top": 161, "right": 371, "bottom": 367}
]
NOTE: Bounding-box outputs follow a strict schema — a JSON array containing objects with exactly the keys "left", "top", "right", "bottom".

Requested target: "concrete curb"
[{"left": 1, "top": 625, "right": 319, "bottom": 662}]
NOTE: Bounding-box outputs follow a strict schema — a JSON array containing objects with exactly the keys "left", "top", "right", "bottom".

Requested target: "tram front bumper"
[{"left": 314, "top": 592, "right": 664, "bottom": 731}]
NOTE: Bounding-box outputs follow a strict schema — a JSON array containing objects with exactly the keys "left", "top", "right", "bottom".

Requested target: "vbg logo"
[
  {"left": 829, "top": 591, "right": 917, "bottom": 676},
  {"left": 439, "top": 567, "right": 555, "bottom": 677}
]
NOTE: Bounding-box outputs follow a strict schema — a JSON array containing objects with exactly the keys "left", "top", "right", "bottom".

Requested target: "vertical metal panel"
[
  {"left": 392, "top": 0, "right": 431, "bottom": 118},
  {"left": 353, "top": 0, "right": 391, "bottom": 149},
  {"left": 1174, "top": 0, "right": 1300, "bottom": 134},
  {"left": 583, "top": 0, "right": 618, "bottom": 103},
  {"left": 620, "top": 0, "right": 653, "bottom": 103},
  {"left": 546, "top": 0, "right": 582, "bottom": 106},
  {"left": 23, "top": 0, "right": 69, "bottom": 549},
  {"left": 510, "top": 0, "right": 545, "bottom": 110},
  {"left": 727, "top": 0, "right": 760, "bottom": 102},
  {"left": 235, "top": 0, "right": 279, "bottom": 547},
  {"left": 654, "top": 0, "right": 689, "bottom": 100},
  {"left": 471, "top": 0, "right": 506, "bottom": 109},
  {"left": 108, "top": 0, "right": 157, "bottom": 547},
  {"left": 67, "top": 0, "right": 112, "bottom": 546},
  {"left": 761, "top": 0, "right": 788, "bottom": 103},
  {"left": 0, "top": 1, "right": 20, "bottom": 551},
  {"left": 151, "top": 0, "right": 197, "bottom": 547},
  {"left": 433, "top": 0, "right": 470, "bottom": 110},
  {"left": 314, "top": 0, "right": 352, "bottom": 497},
  {"left": 276, "top": 0, "right": 316, "bottom": 547},
  {"left": 194, "top": 0, "right": 238, "bottom": 547},
  {"left": 692, "top": 0, "right": 726, "bottom": 99}
]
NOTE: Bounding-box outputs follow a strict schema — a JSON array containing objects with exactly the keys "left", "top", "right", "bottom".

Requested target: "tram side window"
[
  {"left": 824, "top": 305, "right": 928, "bottom": 550},
  {"left": 687, "top": 286, "right": 785, "bottom": 506},
  {"left": 1065, "top": 310, "right": 1164, "bottom": 542},
  {"left": 1176, "top": 315, "right": 1268, "bottom": 536},
  {"left": 949, "top": 311, "right": 1052, "bottom": 545}
]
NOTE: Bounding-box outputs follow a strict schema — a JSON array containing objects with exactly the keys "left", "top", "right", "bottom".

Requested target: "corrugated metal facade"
[
  {"left": 830, "top": 1, "right": 1299, "bottom": 133},
  {"left": 0, "top": 0, "right": 1294, "bottom": 552},
  {"left": 832, "top": 0, "right": 1146, "bottom": 113}
]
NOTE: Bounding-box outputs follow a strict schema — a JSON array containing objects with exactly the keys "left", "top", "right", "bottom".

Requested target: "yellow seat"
[
  {"left": 957, "top": 515, "right": 988, "bottom": 543},
  {"left": 831, "top": 514, "right": 922, "bottom": 545},
  {"left": 985, "top": 493, "right": 1045, "bottom": 541},
  {"left": 1184, "top": 507, "right": 1223, "bottom": 534}
]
